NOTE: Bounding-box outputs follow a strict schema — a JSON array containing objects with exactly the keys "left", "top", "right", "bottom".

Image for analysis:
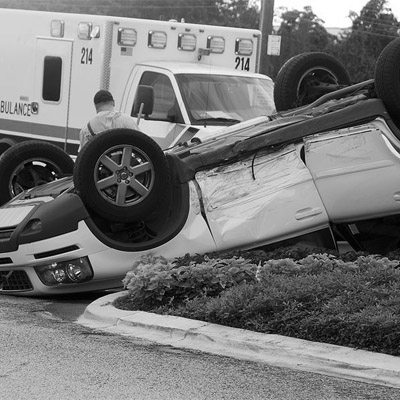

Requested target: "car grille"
[
  {"left": 0, "top": 228, "right": 14, "bottom": 241},
  {"left": 0, "top": 270, "right": 33, "bottom": 291}
]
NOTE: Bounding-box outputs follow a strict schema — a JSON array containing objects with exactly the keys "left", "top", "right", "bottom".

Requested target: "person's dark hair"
[{"left": 93, "top": 90, "right": 114, "bottom": 105}]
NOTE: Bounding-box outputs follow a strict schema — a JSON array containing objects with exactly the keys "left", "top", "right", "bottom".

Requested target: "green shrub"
[
  {"left": 115, "top": 254, "right": 257, "bottom": 310},
  {"left": 114, "top": 249, "right": 400, "bottom": 355}
]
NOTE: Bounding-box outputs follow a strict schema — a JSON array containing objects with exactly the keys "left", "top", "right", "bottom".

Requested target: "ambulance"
[{"left": 0, "top": 8, "right": 275, "bottom": 156}]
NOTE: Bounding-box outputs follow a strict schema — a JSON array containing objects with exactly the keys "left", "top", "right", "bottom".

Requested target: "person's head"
[{"left": 93, "top": 90, "right": 115, "bottom": 112}]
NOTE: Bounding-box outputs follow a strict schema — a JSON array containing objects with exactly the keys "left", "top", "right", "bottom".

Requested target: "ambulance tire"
[
  {"left": 0, "top": 138, "right": 17, "bottom": 155},
  {"left": 74, "top": 128, "right": 171, "bottom": 223},
  {"left": 0, "top": 140, "right": 74, "bottom": 205},
  {"left": 375, "top": 38, "right": 400, "bottom": 121},
  {"left": 274, "top": 52, "right": 351, "bottom": 111}
]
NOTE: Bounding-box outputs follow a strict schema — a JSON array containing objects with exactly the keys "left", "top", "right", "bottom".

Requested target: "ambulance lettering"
[
  {"left": 235, "top": 57, "right": 250, "bottom": 71},
  {"left": 0, "top": 101, "right": 32, "bottom": 117},
  {"left": 81, "top": 47, "right": 93, "bottom": 64}
]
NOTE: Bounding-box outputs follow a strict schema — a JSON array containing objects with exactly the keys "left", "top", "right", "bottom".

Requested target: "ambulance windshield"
[{"left": 176, "top": 74, "right": 275, "bottom": 125}]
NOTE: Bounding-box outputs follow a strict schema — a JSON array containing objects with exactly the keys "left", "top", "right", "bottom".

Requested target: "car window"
[{"left": 135, "top": 71, "right": 177, "bottom": 121}]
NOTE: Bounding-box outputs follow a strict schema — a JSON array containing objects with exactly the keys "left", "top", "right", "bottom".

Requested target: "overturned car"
[{"left": 1, "top": 38, "right": 400, "bottom": 295}]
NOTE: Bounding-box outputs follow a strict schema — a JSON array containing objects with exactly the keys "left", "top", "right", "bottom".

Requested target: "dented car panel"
[{"left": 197, "top": 145, "right": 329, "bottom": 250}]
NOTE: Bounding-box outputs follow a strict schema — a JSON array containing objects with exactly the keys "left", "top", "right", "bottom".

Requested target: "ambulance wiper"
[{"left": 197, "top": 117, "right": 241, "bottom": 125}]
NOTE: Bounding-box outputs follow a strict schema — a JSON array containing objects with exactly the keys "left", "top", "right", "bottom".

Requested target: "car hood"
[{"left": 11, "top": 176, "right": 74, "bottom": 203}]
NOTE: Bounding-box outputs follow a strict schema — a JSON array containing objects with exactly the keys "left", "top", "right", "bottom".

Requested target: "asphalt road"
[{"left": 1, "top": 293, "right": 400, "bottom": 400}]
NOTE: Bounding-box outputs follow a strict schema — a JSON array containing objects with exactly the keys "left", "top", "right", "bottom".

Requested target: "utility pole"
[{"left": 259, "top": 0, "right": 275, "bottom": 76}]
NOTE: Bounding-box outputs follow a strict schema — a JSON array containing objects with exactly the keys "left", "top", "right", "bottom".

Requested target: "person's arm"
[
  {"left": 78, "top": 125, "right": 92, "bottom": 152},
  {"left": 114, "top": 113, "right": 141, "bottom": 131}
]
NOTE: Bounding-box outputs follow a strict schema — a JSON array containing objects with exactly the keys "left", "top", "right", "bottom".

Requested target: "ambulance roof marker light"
[
  {"left": 118, "top": 28, "right": 137, "bottom": 46},
  {"left": 207, "top": 36, "right": 225, "bottom": 54},
  {"left": 235, "top": 38, "right": 253, "bottom": 56},
  {"left": 78, "top": 22, "right": 92, "bottom": 40},
  {"left": 148, "top": 31, "right": 167, "bottom": 49},
  {"left": 91, "top": 25, "right": 101, "bottom": 39},
  {"left": 178, "top": 33, "right": 196, "bottom": 51},
  {"left": 51, "top": 20, "right": 64, "bottom": 38}
]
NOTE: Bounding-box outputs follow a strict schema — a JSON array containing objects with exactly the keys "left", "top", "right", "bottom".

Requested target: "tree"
[
  {"left": 0, "top": 0, "right": 259, "bottom": 27},
  {"left": 268, "top": 6, "right": 335, "bottom": 79},
  {"left": 118, "top": 0, "right": 221, "bottom": 23},
  {"left": 215, "top": 0, "right": 259, "bottom": 28},
  {"left": 334, "top": 0, "right": 399, "bottom": 82}
]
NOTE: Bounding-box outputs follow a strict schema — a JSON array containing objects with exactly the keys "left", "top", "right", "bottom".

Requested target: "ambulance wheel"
[
  {"left": 74, "top": 129, "right": 171, "bottom": 223},
  {"left": 0, "top": 140, "right": 74, "bottom": 205},
  {"left": 274, "top": 52, "right": 351, "bottom": 111},
  {"left": 375, "top": 38, "right": 400, "bottom": 120},
  {"left": 0, "top": 138, "right": 17, "bottom": 155}
]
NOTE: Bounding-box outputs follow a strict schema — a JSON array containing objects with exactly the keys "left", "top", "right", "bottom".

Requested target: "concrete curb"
[{"left": 77, "top": 291, "right": 400, "bottom": 389}]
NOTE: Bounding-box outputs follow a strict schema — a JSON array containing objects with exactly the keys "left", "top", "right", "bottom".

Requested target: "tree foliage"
[
  {"left": 0, "top": 0, "right": 258, "bottom": 27},
  {"left": 268, "top": 6, "right": 335, "bottom": 78},
  {"left": 215, "top": 0, "right": 259, "bottom": 28},
  {"left": 269, "top": 1, "right": 399, "bottom": 81},
  {"left": 333, "top": 0, "right": 400, "bottom": 82}
]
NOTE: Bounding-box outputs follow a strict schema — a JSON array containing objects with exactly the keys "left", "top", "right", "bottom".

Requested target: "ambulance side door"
[{"left": 33, "top": 38, "right": 73, "bottom": 149}]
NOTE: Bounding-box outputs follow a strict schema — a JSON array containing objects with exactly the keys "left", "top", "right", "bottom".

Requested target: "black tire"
[
  {"left": 375, "top": 38, "right": 400, "bottom": 119},
  {"left": 0, "top": 138, "right": 17, "bottom": 155},
  {"left": 0, "top": 140, "right": 74, "bottom": 205},
  {"left": 274, "top": 52, "right": 351, "bottom": 111},
  {"left": 73, "top": 128, "right": 171, "bottom": 222}
]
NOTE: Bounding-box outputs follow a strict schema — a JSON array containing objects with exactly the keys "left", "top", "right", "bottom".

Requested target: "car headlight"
[{"left": 35, "top": 257, "right": 93, "bottom": 286}]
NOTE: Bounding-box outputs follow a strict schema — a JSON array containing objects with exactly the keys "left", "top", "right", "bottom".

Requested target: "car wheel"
[
  {"left": 0, "top": 140, "right": 74, "bottom": 205},
  {"left": 73, "top": 128, "right": 171, "bottom": 222},
  {"left": 375, "top": 38, "right": 400, "bottom": 120},
  {"left": 274, "top": 52, "right": 351, "bottom": 111}
]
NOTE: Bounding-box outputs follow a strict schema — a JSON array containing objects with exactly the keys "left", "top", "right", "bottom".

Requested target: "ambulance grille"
[
  {"left": 0, "top": 257, "right": 12, "bottom": 265},
  {"left": 0, "top": 270, "right": 33, "bottom": 291}
]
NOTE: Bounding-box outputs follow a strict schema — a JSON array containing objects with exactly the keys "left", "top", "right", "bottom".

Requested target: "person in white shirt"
[{"left": 79, "top": 90, "right": 139, "bottom": 151}]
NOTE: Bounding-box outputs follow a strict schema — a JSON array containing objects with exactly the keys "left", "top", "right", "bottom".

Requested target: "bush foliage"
[
  {"left": 114, "top": 248, "right": 400, "bottom": 356},
  {"left": 119, "top": 254, "right": 257, "bottom": 309}
]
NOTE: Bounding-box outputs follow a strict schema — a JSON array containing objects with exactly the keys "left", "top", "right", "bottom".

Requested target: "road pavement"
[
  {"left": 2, "top": 293, "right": 400, "bottom": 399},
  {"left": 78, "top": 291, "right": 400, "bottom": 390}
]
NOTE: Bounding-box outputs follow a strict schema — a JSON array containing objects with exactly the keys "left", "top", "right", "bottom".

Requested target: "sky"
[{"left": 273, "top": 0, "right": 400, "bottom": 28}]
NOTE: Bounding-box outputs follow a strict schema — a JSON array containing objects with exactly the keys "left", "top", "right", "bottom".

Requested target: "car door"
[
  {"left": 194, "top": 143, "right": 331, "bottom": 251},
  {"left": 305, "top": 124, "right": 400, "bottom": 222},
  {"left": 121, "top": 67, "right": 189, "bottom": 150}
]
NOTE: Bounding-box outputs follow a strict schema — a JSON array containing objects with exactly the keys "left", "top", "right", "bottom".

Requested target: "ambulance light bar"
[
  {"left": 51, "top": 20, "right": 65, "bottom": 38},
  {"left": 235, "top": 38, "right": 253, "bottom": 56},
  {"left": 178, "top": 33, "right": 196, "bottom": 51},
  {"left": 118, "top": 28, "right": 137, "bottom": 46},
  {"left": 148, "top": 31, "right": 167, "bottom": 49}
]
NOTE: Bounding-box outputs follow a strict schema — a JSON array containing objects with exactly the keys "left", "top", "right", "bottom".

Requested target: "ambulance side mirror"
[{"left": 132, "top": 85, "right": 154, "bottom": 126}]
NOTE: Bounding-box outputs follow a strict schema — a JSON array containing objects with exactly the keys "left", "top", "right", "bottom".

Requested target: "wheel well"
[{"left": 0, "top": 138, "right": 17, "bottom": 155}]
